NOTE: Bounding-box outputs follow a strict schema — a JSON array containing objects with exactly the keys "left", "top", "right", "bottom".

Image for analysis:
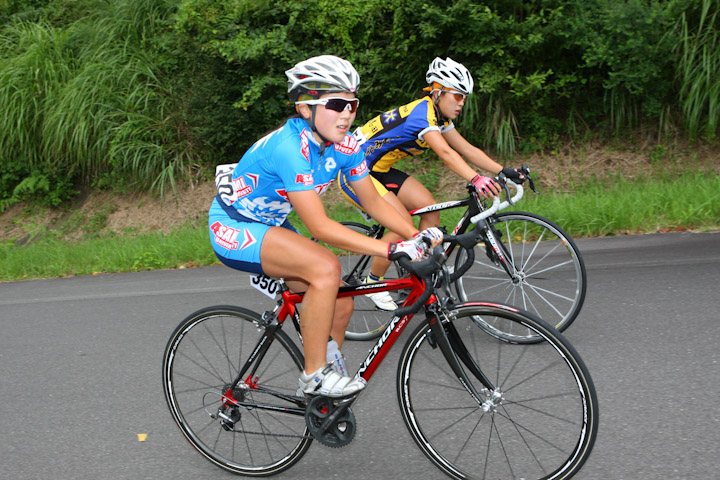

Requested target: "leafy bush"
[
  {"left": 173, "top": 0, "right": 699, "bottom": 160},
  {"left": 0, "top": 0, "right": 717, "bottom": 204}
]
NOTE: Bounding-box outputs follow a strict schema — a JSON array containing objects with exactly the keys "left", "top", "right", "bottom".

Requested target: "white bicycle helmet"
[
  {"left": 425, "top": 57, "right": 474, "bottom": 95},
  {"left": 286, "top": 55, "right": 360, "bottom": 102}
]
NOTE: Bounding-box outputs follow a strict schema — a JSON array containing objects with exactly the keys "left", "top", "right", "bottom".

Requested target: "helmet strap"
[
  {"left": 431, "top": 87, "right": 448, "bottom": 124},
  {"left": 309, "top": 106, "right": 330, "bottom": 155}
]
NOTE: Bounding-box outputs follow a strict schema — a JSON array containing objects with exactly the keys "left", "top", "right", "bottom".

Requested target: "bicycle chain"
[{"left": 227, "top": 428, "right": 312, "bottom": 439}]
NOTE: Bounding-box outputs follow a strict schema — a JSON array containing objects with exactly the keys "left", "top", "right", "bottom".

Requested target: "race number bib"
[
  {"left": 215, "top": 163, "right": 238, "bottom": 206},
  {"left": 250, "top": 274, "right": 279, "bottom": 299}
]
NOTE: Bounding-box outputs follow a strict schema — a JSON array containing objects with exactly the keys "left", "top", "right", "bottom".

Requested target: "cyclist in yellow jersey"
[{"left": 340, "top": 57, "right": 524, "bottom": 310}]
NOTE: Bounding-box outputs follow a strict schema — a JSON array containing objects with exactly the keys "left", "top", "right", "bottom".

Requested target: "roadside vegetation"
[
  {"left": 1, "top": 0, "right": 719, "bottom": 282},
  {"left": 1, "top": 162, "right": 718, "bottom": 282}
]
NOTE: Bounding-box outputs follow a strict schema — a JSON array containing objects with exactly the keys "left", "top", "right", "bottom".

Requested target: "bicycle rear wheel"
[
  {"left": 162, "top": 305, "right": 312, "bottom": 476},
  {"left": 397, "top": 303, "right": 598, "bottom": 480},
  {"left": 455, "top": 211, "right": 587, "bottom": 343}
]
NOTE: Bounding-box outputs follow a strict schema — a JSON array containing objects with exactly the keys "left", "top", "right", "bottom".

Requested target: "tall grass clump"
[
  {"left": 0, "top": 0, "right": 193, "bottom": 210},
  {"left": 462, "top": 93, "right": 519, "bottom": 159},
  {"left": 675, "top": 0, "right": 720, "bottom": 141}
]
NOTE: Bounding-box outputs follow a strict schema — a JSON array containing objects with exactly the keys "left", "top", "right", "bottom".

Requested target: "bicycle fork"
[{"left": 425, "top": 304, "right": 500, "bottom": 411}]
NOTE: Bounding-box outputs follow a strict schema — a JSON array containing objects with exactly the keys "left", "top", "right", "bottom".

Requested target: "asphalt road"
[{"left": 1, "top": 231, "right": 719, "bottom": 480}]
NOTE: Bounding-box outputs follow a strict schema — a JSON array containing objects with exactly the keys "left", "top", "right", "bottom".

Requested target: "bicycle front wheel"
[
  {"left": 397, "top": 303, "right": 598, "bottom": 480},
  {"left": 162, "top": 305, "right": 312, "bottom": 476},
  {"left": 455, "top": 211, "right": 587, "bottom": 343}
]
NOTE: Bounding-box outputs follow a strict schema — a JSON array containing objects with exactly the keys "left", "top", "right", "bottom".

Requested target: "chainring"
[{"left": 304, "top": 395, "right": 356, "bottom": 448}]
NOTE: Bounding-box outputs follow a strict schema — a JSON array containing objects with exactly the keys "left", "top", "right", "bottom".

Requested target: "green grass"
[
  {"left": 519, "top": 171, "right": 720, "bottom": 237},
  {"left": 1, "top": 171, "right": 718, "bottom": 283},
  {"left": 0, "top": 224, "right": 216, "bottom": 281}
]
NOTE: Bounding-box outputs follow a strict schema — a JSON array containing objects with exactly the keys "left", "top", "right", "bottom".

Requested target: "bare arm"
[
  {"left": 441, "top": 128, "right": 503, "bottom": 175},
  {"left": 423, "top": 129, "right": 480, "bottom": 182},
  {"left": 350, "top": 175, "right": 419, "bottom": 239},
  {"left": 288, "top": 189, "right": 394, "bottom": 258}
]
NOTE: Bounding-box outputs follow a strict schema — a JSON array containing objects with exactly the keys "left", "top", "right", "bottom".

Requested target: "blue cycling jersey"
[
  {"left": 209, "top": 117, "right": 369, "bottom": 274},
  {"left": 221, "top": 116, "right": 368, "bottom": 226}
]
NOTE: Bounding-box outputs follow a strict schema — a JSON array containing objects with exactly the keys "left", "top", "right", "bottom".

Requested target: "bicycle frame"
[
  {"left": 221, "top": 252, "right": 501, "bottom": 416},
  {"left": 364, "top": 184, "right": 523, "bottom": 281},
  {"left": 415, "top": 192, "right": 518, "bottom": 277}
]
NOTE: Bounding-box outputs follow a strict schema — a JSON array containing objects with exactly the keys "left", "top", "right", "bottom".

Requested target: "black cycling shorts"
[{"left": 370, "top": 168, "right": 410, "bottom": 196}]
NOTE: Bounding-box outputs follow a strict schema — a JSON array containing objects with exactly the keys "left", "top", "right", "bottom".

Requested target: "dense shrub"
[
  {"left": 172, "top": 0, "right": 693, "bottom": 158},
  {"left": 0, "top": 0, "right": 196, "bottom": 209},
  {"left": 0, "top": 0, "right": 717, "bottom": 205}
]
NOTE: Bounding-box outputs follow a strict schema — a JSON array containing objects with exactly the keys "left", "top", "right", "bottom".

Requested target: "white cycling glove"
[
  {"left": 415, "top": 227, "right": 444, "bottom": 246},
  {"left": 387, "top": 236, "right": 430, "bottom": 262}
]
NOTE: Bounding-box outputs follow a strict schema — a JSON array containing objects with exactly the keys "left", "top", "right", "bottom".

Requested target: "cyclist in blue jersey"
[
  {"left": 209, "top": 55, "right": 441, "bottom": 397},
  {"left": 341, "top": 57, "right": 525, "bottom": 310}
]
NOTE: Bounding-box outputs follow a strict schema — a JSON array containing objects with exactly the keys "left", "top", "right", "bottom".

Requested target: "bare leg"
[
  {"left": 369, "top": 191, "right": 415, "bottom": 278},
  {"left": 396, "top": 176, "right": 439, "bottom": 230},
  {"left": 330, "top": 297, "right": 353, "bottom": 349},
  {"left": 261, "top": 227, "right": 348, "bottom": 373}
]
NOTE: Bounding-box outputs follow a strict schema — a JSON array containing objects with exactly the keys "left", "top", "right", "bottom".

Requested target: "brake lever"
[
  {"left": 495, "top": 172, "right": 514, "bottom": 206},
  {"left": 521, "top": 164, "right": 538, "bottom": 193}
]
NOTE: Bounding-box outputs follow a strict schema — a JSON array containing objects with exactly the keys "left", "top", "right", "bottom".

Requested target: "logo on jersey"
[
  {"left": 350, "top": 160, "right": 368, "bottom": 177},
  {"left": 300, "top": 129, "right": 311, "bottom": 162},
  {"left": 383, "top": 109, "right": 398, "bottom": 123},
  {"left": 275, "top": 188, "right": 289, "bottom": 200},
  {"left": 334, "top": 135, "right": 360, "bottom": 155},
  {"left": 210, "top": 222, "right": 257, "bottom": 251},
  {"left": 364, "top": 138, "right": 391, "bottom": 158},
  {"left": 314, "top": 180, "right": 333, "bottom": 196},
  {"left": 231, "top": 173, "right": 259, "bottom": 199},
  {"left": 232, "top": 176, "right": 251, "bottom": 198},
  {"left": 323, "top": 157, "right": 337, "bottom": 173},
  {"left": 295, "top": 174, "right": 314, "bottom": 186}
]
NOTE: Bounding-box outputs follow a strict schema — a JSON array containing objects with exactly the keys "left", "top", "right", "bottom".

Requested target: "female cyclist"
[
  {"left": 342, "top": 56, "right": 524, "bottom": 310},
  {"left": 208, "top": 55, "right": 440, "bottom": 397}
]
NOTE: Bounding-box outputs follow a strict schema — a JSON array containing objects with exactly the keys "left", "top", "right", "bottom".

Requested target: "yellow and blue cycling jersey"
[
  {"left": 353, "top": 96, "right": 454, "bottom": 173},
  {"left": 340, "top": 96, "right": 454, "bottom": 211}
]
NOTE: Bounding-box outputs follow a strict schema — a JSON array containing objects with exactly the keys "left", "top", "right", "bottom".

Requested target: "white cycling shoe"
[
  {"left": 365, "top": 290, "right": 398, "bottom": 311},
  {"left": 298, "top": 365, "right": 367, "bottom": 398}
]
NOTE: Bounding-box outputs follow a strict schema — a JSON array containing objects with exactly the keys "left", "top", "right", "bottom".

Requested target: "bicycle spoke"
[
  {"left": 524, "top": 257, "right": 576, "bottom": 278},
  {"left": 163, "top": 307, "right": 312, "bottom": 476},
  {"left": 523, "top": 282, "right": 574, "bottom": 319},
  {"left": 456, "top": 213, "right": 587, "bottom": 343},
  {"left": 398, "top": 305, "right": 597, "bottom": 480}
]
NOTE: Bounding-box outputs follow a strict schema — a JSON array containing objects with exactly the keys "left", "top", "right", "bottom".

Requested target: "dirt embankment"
[{"left": 1, "top": 140, "right": 718, "bottom": 245}]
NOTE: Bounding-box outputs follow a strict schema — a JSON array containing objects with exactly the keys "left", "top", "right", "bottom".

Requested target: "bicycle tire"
[
  {"left": 329, "top": 221, "right": 399, "bottom": 341},
  {"left": 397, "top": 303, "right": 598, "bottom": 480},
  {"left": 454, "top": 211, "right": 587, "bottom": 343},
  {"left": 162, "top": 305, "right": 312, "bottom": 476}
]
